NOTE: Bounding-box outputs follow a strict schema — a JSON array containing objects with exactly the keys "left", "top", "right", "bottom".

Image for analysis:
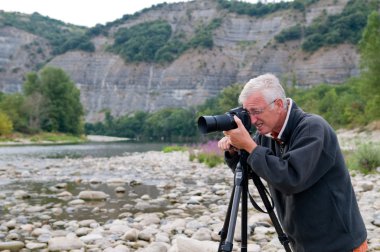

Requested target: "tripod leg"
[
  {"left": 218, "top": 187, "right": 235, "bottom": 251},
  {"left": 241, "top": 167, "right": 248, "bottom": 252},
  {"left": 219, "top": 163, "right": 244, "bottom": 252},
  {"left": 225, "top": 181, "right": 241, "bottom": 246}
]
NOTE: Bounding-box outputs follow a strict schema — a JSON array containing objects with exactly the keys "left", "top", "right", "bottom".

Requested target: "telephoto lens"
[
  {"left": 197, "top": 114, "right": 236, "bottom": 134},
  {"left": 197, "top": 107, "right": 251, "bottom": 134}
]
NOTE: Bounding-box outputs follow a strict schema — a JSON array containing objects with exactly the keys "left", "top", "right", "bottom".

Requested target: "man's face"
[{"left": 243, "top": 92, "right": 281, "bottom": 135}]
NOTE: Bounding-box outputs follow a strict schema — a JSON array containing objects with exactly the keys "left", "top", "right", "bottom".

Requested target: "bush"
[
  {"left": 275, "top": 25, "right": 302, "bottom": 43},
  {"left": 162, "top": 145, "right": 187, "bottom": 153},
  {"left": 109, "top": 19, "right": 221, "bottom": 63},
  {"left": 196, "top": 152, "right": 224, "bottom": 168},
  {"left": 111, "top": 20, "right": 172, "bottom": 62},
  {"left": 29, "top": 132, "right": 83, "bottom": 143},
  {"left": 275, "top": 0, "right": 376, "bottom": 52},
  {"left": 190, "top": 140, "right": 225, "bottom": 168},
  {"left": 0, "top": 12, "right": 94, "bottom": 55},
  {"left": 352, "top": 143, "right": 380, "bottom": 173},
  {"left": 0, "top": 111, "right": 13, "bottom": 135}
]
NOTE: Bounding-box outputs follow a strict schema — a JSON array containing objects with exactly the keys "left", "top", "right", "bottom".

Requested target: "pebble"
[
  {"left": 0, "top": 241, "right": 25, "bottom": 251},
  {"left": 0, "top": 151, "right": 378, "bottom": 251}
]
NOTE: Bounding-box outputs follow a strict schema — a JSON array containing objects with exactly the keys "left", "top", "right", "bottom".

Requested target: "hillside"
[{"left": 0, "top": 0, "right": 374, "bottom": 122}]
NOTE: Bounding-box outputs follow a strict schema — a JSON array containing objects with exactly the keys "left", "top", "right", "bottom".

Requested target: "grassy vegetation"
[
  {"left": 162, "top": 145, "right": 188, "bottom": 153},
  {"left": 0, "top": 12, "right": 94, "bottom": 55},
  {"left": 29, "top": 132, "right": 85, "bottom": 143},
  {"left": 0, "top": 132, "right": 86, "bottom": 144},
  {"left": 275, "top": 0, "right": 378, "bottom": 52},
  {"left": 217, "top": 0, "right": 319, "bottom": 16},
  {"left": 345, "top": 143, "right": 380, "bottom": 174},
  {"left": 162, "top": 142, "right": 225, "bottom": 168},
  {"left": 108, "top": 18, "right": 222, "bottom": 63},
  {"left": 189, "top": 141, "right": 225, "bottom": 168}
]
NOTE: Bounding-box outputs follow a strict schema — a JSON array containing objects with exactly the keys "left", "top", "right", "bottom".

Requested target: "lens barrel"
[{"left": 197, "top": 114, "right": 236, "bottom": 134}]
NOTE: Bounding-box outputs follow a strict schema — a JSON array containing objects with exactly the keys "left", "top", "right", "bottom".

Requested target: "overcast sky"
[{"left": 0, "top": 0, "right": 268, "bottom": 27}]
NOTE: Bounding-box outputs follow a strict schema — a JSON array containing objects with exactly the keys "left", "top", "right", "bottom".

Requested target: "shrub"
[
  {"left": 111, "top": 20, "right": 172, "bottom": 62},
  {"left": 0, "top": 111, "right": 13, "bottom": 135},
  {"left": 29, "top": 132, "right": 83, "bottom": 143},
  {"left": 352, "top": 143, "right": 380, "bottom": 173},
  {"left": 162, "top": 145, "right": 187, "bottom": 153},
  {"left": 196, "top": 152, "right": 224, "bottom": 168},
  {"left": 190, "top": 140, "right": 225, "bottom": 168}
]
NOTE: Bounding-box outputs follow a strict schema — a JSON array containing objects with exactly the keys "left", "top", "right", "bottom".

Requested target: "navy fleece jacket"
[{"left": 226, "top": 101, "right": 367, "bottom": 252}]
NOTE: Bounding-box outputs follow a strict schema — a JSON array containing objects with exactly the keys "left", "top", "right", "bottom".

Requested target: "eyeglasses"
[{"left": 246, "top": 100, "right": 276, "bottom": 116}]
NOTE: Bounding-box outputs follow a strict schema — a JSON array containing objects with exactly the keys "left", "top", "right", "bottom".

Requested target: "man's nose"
[{"left": 250, "top": 115, "right": 258, "bottom": 124}]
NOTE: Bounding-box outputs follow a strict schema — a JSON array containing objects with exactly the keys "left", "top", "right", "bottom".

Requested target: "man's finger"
[{"left": 233, "top": 115, "right": 243, "bottom": 126}]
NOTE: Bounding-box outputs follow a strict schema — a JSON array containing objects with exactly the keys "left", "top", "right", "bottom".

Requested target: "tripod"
[{"left": 217, "top": 150, "right": 292, "bottom": 252}]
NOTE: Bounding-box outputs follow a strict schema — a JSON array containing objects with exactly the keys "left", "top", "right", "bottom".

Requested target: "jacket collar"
[{"left": 276, "top": 99, "right": 305, "bottom": 144}]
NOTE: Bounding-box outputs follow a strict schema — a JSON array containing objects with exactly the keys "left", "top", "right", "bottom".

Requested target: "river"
[
  {"left": 0, "top": 141, "right": 169, "bottom": 160},
  {"left": 0, "top": 141, "right": 172, "bottom": 222}
]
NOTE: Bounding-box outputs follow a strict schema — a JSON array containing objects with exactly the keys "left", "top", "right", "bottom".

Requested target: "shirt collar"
[{"left": 271, "top": 98, "right": 292, "bottom": 142}]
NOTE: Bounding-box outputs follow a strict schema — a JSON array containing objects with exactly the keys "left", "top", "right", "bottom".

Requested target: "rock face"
[
  {"left": 0, "top": 26, "right": 51, "bottom": 92},
  {"left": 0, "top": 0, "right": 359, "bottom": 122}
]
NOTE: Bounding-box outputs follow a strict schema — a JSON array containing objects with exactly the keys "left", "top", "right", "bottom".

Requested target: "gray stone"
[
  {"left": 122, "top": 229, "right": 139, "bottom": 241},
  {"left": 25, "top": 242, "right": 47, "bottom": 250},
  {"left": 0, "top": 241, "right": 25, "bottom": 251},
  {"left": 78, "top": 190, "right": 109, "bottom": 200},
  {"left": 48, "top": 236, "right": 84, "bottom": 251}
]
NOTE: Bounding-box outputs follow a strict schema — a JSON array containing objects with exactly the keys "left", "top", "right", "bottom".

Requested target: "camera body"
[{"left": 197, "top": 107, "right": 251, "bottom": 134}]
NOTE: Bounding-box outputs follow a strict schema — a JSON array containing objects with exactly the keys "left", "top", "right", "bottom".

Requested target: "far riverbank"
[{"left": 0, "top": 134, "right": 131, "bottom": 146}]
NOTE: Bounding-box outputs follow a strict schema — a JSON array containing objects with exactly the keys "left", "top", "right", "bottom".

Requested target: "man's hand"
[
  {"left": 222, "top": 115, "right": 257, "bottom": 153},
  {"left": 217, "top": 135, "right": 237, "bottom": 153}
]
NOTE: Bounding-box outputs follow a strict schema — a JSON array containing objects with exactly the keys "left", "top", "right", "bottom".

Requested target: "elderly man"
[{"left": 218, "top": 73, "right": 367, "bottom": 252}]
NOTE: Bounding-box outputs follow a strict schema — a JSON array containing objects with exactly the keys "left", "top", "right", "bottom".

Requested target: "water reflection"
[
  {"left": 0, "top": 142, "right": 173, "bottom": 223},
  {"left": 0, "top": 181, "right": 163, "bottom": 224},
  {"left": 0, "top": 142, "right": 168, "bottom": 159}
]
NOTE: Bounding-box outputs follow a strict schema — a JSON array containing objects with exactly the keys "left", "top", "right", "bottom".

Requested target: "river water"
[
  {"left": 0, "top": 142, "right": 173, "bottom": 222},
  {"left": 0, "top": 141, "right": 168, "bottom": 160}
]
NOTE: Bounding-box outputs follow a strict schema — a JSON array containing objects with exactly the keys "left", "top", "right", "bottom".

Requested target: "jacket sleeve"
[
  {"left": 224, "top": 151, "right": 240, "bottom": 172},
  {"left": 224, "top": 132, "right": 261, "bottom": 172},
  {"left": 247, "top": 118, "right": 337, "bottom": 195}
]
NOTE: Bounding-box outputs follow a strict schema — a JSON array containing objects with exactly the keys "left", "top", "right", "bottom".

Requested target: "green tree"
[
  {"left": 340, "top": 78, "right": 367, "bottom": 126},
  {"left": 104, "top": 110, "right": 114, "bottom": 130},
  {"left": 217, "top": 83, "right": 244, "bottom": 113},
  {"left": 24, "top": 67, "right": 84, "bottom": 135},
  {"left": 196, "top": 97, "right": 219, "bottom": 120},
  {"left": 114, "top": 111, "right": 149, "bottom": 140},
  {"left": 112, "top": 20, "right": 172, "bottom": 62},
  {"left": 275, "top": 0, "right": 376, "bottom": 52},
  {"left": 166, "top": 108, "right": 197, "bottom": 140},
  {"left": 22, "top": 72, "right": 48, "bottom": 132},
  {"left": 23, "top": 92, "right": 47, "bottom": 133},
  {"left": 0, "top": 110, "right": 13, "bottom": 135},
  {"left": 358, "top": 11, "right": 380, "bottom": 121},
  {"left": 0, "top": 93, "right": 28, "bottom": 132},
  {"left": 0, "top": 12, "right": 94, "bottom": 55},
  {"left": 275, "top": 24, "right": 302, "bottom": 43},
  {"left": 143, "top": 108, "right": 196, "bottom": 141},
  {"left": 23, "top": 72, "right": 42, "bottom": 95}
]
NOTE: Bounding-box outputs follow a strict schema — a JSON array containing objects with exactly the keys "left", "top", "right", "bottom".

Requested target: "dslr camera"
[{"left": 197, "top": 107, "right": 251, "bottom": 134}]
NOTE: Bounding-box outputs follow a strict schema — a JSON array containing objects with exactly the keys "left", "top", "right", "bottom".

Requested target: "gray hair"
[{"left": 239, "top": 73, "right": 287, "bottom": 109}]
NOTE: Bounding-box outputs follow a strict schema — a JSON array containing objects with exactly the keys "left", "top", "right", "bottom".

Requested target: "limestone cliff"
[{"left": 0, "top": 0, "right": 360, "bottom": 122}]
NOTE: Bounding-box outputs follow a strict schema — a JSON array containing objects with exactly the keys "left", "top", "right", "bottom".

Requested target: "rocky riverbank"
[{"left": 0, "top": 151, "right": 379, "bottom": 252}]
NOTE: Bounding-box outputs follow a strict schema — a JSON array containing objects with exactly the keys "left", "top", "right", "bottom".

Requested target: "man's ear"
[{"left": 275, "top": 99, "right": 286, "bottom": 113}]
